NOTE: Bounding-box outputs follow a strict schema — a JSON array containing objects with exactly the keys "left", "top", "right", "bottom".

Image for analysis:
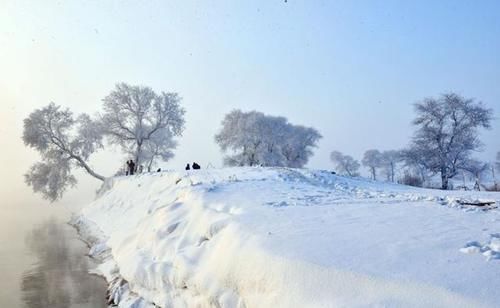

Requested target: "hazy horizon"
[{"left": 1, "top": 1, "right": 499, "bottom": 207}]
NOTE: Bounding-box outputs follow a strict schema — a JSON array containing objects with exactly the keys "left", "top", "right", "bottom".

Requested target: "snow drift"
[{"left": 74, "top": 167, "right": 500, "bottom": 307}]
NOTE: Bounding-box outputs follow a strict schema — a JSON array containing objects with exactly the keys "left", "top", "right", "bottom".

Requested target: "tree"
[
  {"left": 408, "top": 93, "right": 492, "bottom": 190},
  {"left": 362, "top": 149, "right": 383, "bottom": 180},
  {"left": 329, "top": 151, "right": 360, "bottom": 176},
  {"left": 401, "top": 148, "right": 431, "bottom": 186},
  {"left": 491, "top": 152, "right": 500, "bottom": 190},
  {"left": 141, "top": 128, "right": 177, "bottom": 171},
  {"left": 380, "top": 150, "right": 402, "bottom": 182},
  {"left": 462, "top": 159, "right": 490, "bottom": 190},
  {"left": 22, "top": 103, "right": 104, "bottom": 201},
  {"left": 100, "top": 83, "right": 185, "bottom": 167},
  {"left": 215, "top": 110, "right": 321, "bottom": 167},
  {"left": 281, "top": 125, "right": 322, "bottom": 168},
  {"left": 496, "top": 152, "right": 500, "bottom": 173}
]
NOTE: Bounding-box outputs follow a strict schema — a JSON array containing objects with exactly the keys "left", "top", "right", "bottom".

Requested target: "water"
[{"left": 0, "top": 202, "right": 107, "bottom": 307}]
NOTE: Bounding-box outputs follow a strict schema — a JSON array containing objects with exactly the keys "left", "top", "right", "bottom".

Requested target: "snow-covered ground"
[{"left": 73, "top": 167, "right": 500, "bottom": 307}]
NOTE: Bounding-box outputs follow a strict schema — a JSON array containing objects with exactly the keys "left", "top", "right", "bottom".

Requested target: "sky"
[{"left": 0, "top": 0, "right": 499, "bottom": 207}]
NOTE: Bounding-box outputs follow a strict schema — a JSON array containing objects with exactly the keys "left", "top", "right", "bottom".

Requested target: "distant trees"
[
  {"left": 400, "top": 148, "right": 430, "bottom": 186},
  {"left": 492, "top": 152, "right": 500, "bottom": 190},
  {"left": 22, "top": 103, "right": 105, "bottom": 201},
  {"left": 407, "top": 93, "right": 492, "bottom": 190},
  {"left": 462, "top": 159, "right": 490, "bottom": 190},
  {"left": 330, "top": 151, "right": 360, "bottom": 176},
  {"left": 358, "top": 149, "right": 403, "bottom": 182},
  {"left": 496, "top": 152, "right": 500, "bottom": 173},
  {"left": 100, "top": 83, "right": 185, "bottom": 167},
  {"left": 215, "top": 110, "right": 321, "bottom": 167},
  {"left": 362, "top": 149, "right": 382, "bottom": 180},
  {"left": 380, "top": 150, "right": 403, "bottom": 182}
]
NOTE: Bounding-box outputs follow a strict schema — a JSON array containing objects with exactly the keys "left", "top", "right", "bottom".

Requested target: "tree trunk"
[
  {"left": 135, "top": 141, "right": 143, "bottom": 167},
  {"left": 419, "top": 168, "right": 426, "bottom": 187},
  {"left": 71, "top": 155, "right": 105, "bottom": 181},
  {"left": 441, "top": 168, "right": 449, "bottom": 190},
  {"left": 147, "top": 158, "right": 153, "bottom": 172},
  {"left": 492, "top": 166, "right": 497, "bottom": 189}
]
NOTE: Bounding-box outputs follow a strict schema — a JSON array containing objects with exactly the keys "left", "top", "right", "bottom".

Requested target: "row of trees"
[
  {"left": 23, "top": 86, "right": 495, "bottom": 201},
  {"left": 23, "top": 84, "right": 321, "bottom": 201},
  {"left": 332, "top": 148, "right": 499, "bottom": 188},
  {"left": 330, "top": 150, "right": 402, "bottom": 182},
  {"left": 331, "top": 93, "right": 494, "bottom": 190}
]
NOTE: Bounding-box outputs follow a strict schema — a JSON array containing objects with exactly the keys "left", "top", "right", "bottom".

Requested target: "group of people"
[
  {"left": 125, "top": 160, "right": 137, "bottom": 175},
  {"left": 185, "top": 162, "right": 201, "bottom": 170},
  {"left": 124, "top": 159, "right": 201, "bottom": 176}
]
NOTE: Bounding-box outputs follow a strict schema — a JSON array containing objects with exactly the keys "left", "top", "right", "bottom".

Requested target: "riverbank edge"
[{"left": 69, "top": 214, "right": 152, "bottom": 307}]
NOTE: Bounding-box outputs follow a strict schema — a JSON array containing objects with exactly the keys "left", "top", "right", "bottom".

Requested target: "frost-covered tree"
[
  {"left": 100, "top": 83, "right": 185, "bottom": 166},
  {"left": 362, "top": 149, "right": 383, "bottom": 180},
  {"left": 496, "top": 152, "right": 500, "bottom": 173},
  {"left": 408, "top": 93, "right": 492, "bottom": 190},
  {"left": 462, "top": 159, "right": 490, "bottom": 190},
  {"left": 23, "top": 103, "right": 104, "bottom": 201},
  {"left": 329, "top": 151, "right": 360, "bottom": 176},
  {"left": 492, "top": 152, "right": 500, "bottom": 189},
  {"left": 141, "top": 128, "right": 177, "bottom": 171},
  {"left": 215, "top": 110, "right": 273, "bottom": 166},
  {"left": 215, "top": 110, "right": 321, "bottom": 167},
  {"left": 401, "top": 148, "right": 431, "bottom": 186},
  {"left": 281, "top": 125, "right": 322, "bottom": 168},
  {"left": 381, "top": 150, "right": 403, "bottom": 182}
]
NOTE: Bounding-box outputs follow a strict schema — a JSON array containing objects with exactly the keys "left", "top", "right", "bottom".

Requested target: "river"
[{"left": 0, "top": 201, "right": 107, "bottom": 307}]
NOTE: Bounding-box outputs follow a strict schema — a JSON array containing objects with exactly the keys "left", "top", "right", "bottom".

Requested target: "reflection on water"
[{"left": 21, "top": 218, "right": 107, "bottom": 308}]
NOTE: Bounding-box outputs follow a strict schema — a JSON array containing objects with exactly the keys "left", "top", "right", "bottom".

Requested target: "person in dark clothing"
[
  {"left": 157, "top": 168, "right": 161, "bottom": 172},
  {"left": 126, "top": 160, "right": 131, "bottom": 175},
  {"left": 129, "top": 160, "right": 135, "bottom": 175},
  {"left": 192, "top": 162, "right": 201, "bottom": 170},
  {"left": 185, "top": 163, "right": 190, "bottom": 170}
]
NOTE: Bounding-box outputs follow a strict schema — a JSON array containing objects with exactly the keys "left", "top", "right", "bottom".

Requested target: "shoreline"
[{"left": 70, "top": 215, "right": 151, "bottom": 307}]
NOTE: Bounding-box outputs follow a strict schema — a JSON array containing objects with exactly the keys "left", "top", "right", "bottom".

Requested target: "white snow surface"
[{"left": 75, "top": 167, "right": 500, "bottom": 307}]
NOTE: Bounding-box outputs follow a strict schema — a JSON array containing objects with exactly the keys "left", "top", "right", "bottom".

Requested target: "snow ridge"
[{"left": 76, "top": 167, "right": 500, "bottom": 307}]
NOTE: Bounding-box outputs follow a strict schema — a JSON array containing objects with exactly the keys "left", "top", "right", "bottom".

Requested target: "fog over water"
[{"left": 0, "top": 201, "right": 107, "bottom": 307}]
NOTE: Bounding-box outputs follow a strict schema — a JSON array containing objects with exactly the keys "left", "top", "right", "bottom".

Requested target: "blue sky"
[{"left": 1, "top": 0, "right": 499, "bottom": 205}]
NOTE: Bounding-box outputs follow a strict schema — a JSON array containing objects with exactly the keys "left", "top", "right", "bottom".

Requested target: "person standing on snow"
[{"left": 129, "top": 160, "right": 135, "bottom": 175}]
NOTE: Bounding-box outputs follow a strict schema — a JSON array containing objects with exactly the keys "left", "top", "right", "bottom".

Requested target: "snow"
[{"left": 73, "top": 167, "right": 500, "bottom": 307}]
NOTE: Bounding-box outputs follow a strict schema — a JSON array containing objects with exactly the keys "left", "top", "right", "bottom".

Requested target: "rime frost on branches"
[
  {"left": 100, "top": 83, "right": 185, "bottom": 167},
  {"left": 496, "top": 152, "right": 500, "bottom": 173},
  {"left": 407, "top": 93, "right": 492, "bottom": 190},
  {"left": 380, "top": 150, "right": 403, "bottom": 182},
  {"left": 125, "top": 128, "right": 177, "bottom": 171},
  {"left": 329, "top": 151, "right": 360, "bottom": 176},
  {"left": 215, "top": 110, "right": 321, "bottom": 168},
  {"left": 22, "top": 103, "right": 104, "bottom": 201},
  {"left": 462, "top": 159, "right": 490, "bottom": 189},
  {"left": 362, "top": 149, "right": 383, "bottom": 180}
]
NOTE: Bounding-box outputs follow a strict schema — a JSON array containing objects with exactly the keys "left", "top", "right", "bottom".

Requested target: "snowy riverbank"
[{"left": 73, "top": 167, "right": 500, "bottom": 307}]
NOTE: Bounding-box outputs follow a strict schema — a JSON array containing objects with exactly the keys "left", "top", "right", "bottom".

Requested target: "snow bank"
[{"left": 74, "top": 167, "right": 500, "bottom": 307}]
